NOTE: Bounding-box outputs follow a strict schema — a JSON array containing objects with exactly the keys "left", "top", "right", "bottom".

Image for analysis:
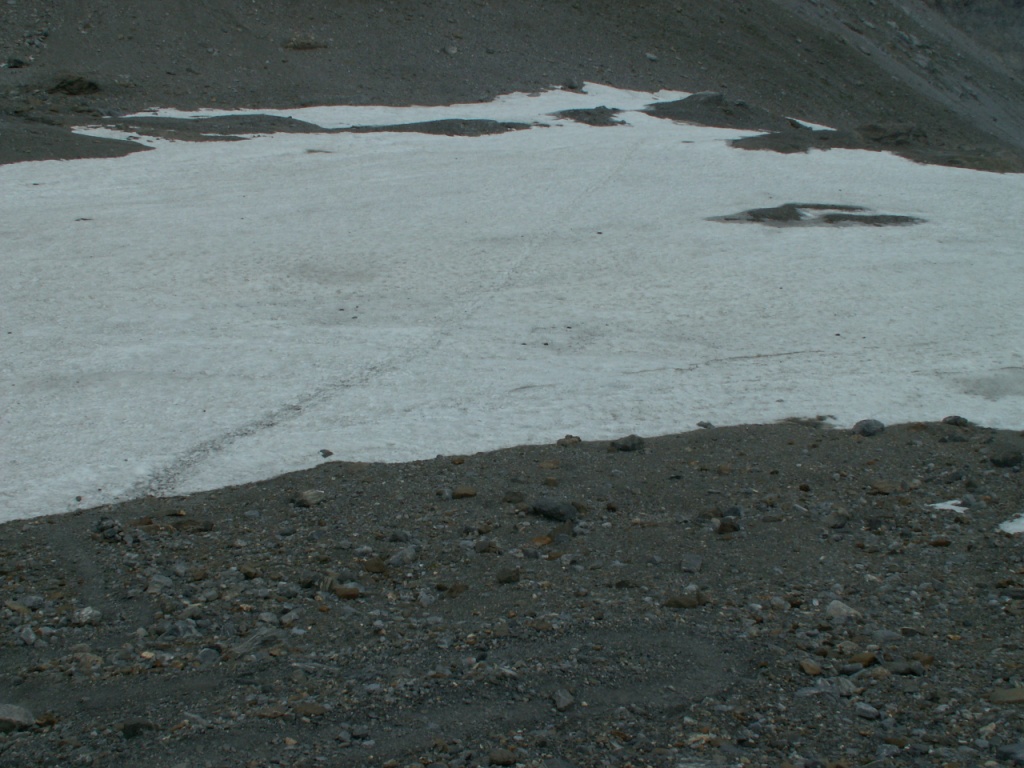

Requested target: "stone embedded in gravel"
[
  {"left": 159, "top": 619, "right": 201, "bottom": 641},
  {"left": 388, "top": 546, "right": 418, "bottom": 567},
  {"left": 552, "top": 687, "right": 575, "bottom": 712},
  {"left": 532, "top": 497, "right": 577, "bottom": 521},
  {"left": 332, "top": 583, "right": 364, "bottom": 599},
  {"left": 73, "top": 606, "right": 102, "bottom": 626},
  {"left": 853, "top": 419, "right": 885, "bottom": 437},
  {"left": 716, "top": 516, "right": 741, "bottom": 534},
  {"left": 196, "top": 647, "right": 220, "bottom": 665},
  {"left": 294, "top": 701, "right": 327, "bottom": 717},
  {"left": 556, "top": 434, "right": 582, "bottom": 446},
  {"left": 610, "top": 434, "right": 645, "bottom": 452},
  {"left": 489, "top": 747, "right": 517, "bottom": 765},
  {"left": 826, "top": 600, "right": 861, "bottom": 620},
  {"left": 541, "top": 759, "right": 578, "bottom": 768},
  {"left": 452, "top": 486, "right": 477, "bottom": 499},
  {"left": 14, "top": 626, "right": 36, "bottom": 645},
  {"left": 800, "top": 659, "right": 823, "bottom": 676},
  {"left": 239, "top": 563, "right": 260, "bottom": 579},
  {"left": 991, "top": 450, "right": 1023, "bottom": 468},
  {"left": 678, "top": 554, "right": 703, "bottom": 573},
  {"left": 121, "top": 719, "right": 156, "bottom": 739},
  {"left": 849, "top": 651, "right": 877, "bottom": 667},
  {"left": 854, "top": 702, "right": 881, "bottom": 719},
  {"left": 496, "top": 567, "right": 521, "bottom": 584},
  {"left": 474, "top": 538, "right": 501, "bottom": 554},
  {"left": 884, "top": 660, "right": 925, "bottom": 676},
  {"left": 868, "top": 480, "right": 899, "bottom": 495},
  {"left": 230, "top": 626, "right": 285, "bottom": 656},
  {"left": 0, "top": 704, "right": 34, "bottom": 732},
  {"left": 942, "top": 415, "right": 972, "bottom": 427},
  {"left": 872, "top": 629, "right": 902, "bottom": 644},
  {"left": 989, "top": 687, "right": 1024, "bottom": 704},
  {"left": 294, "top": 489, "right": 325, "bottom": 507},
  {"left": 998, "top": 743, "right": 1024, "bottom": 765},
  {"left": 664, "top": 585, "right": 708, "bottom": 609},
  {"left": 824, "top": 509, "right": 850, "bottom": 528}
]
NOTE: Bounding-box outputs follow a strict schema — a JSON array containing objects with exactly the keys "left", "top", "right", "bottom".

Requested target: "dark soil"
[
  {"left": 2, "top": 421, "right": 1024, "bottom": 767},
  {"left": 3, "top": 2, "right": 1024, "bottom": 767},
  {"left": 2, "top": 0, "right": 1024, "bottom": 169},
  {"left": 710, "top": 203, "right": 926, "bottom": 227}
]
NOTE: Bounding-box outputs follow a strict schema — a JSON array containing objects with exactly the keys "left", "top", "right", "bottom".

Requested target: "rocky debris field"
[
  {"left": 1, "top": 420, "right": 1023, "bottom": 768},
  {"left": 2, "top": 0, "right": 1024, "bottom": 170}
]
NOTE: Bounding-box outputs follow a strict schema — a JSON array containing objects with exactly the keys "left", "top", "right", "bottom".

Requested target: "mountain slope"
[{"left": 1, "top": 0, "right": 1023, "bottom": 169}]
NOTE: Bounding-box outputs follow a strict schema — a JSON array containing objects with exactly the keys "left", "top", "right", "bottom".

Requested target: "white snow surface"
[{"left": 2, "top": 84, "right": 1023, "bottom": 523}]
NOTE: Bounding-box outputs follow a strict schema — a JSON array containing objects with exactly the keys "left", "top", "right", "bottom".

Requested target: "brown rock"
[
  {"left": 256, "top": 705, "right": 288, "bottom": 719},
  {"left": 664, "top": 588, "right": 707, "bottom": 609},
  {"left": 496, "top": 567, "right": 521, "bottom": 584},
  {"left": 331, "top": 584, "right": 364, "bottom": 599},
  {"left": 453, "top": 486, "right": 477, "bottom": 499},
  {"left": 868, "top": 480, "right": 899, "bottom": 495},
  {"left": 489, "top": 747, "right": 517, "bottom": 766},
  {"left": 716, "top": 517, "right": 741, "bottom": 534},
  {"left": 990, "top": 687, "right": 1024, "bottom": 704},
  {"left": 849, "top": 651, "right": 877, "bottom": 667},
  {"left": 800, "top": 659, "right": 823, "bottom": 676}
]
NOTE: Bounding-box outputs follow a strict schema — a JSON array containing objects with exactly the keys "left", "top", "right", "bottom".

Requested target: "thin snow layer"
[{"left": 2, "top": 85, "right": 1023, "bottom": 522}]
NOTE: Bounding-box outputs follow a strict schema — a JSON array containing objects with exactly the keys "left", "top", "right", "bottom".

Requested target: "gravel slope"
[{"left": 1, "top": 0, "right": 1023, "bottom": 169}]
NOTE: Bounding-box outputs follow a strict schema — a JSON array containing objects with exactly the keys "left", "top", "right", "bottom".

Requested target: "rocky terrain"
[
  {"left": 1, "top": 420, "right": 1024, "bottom": 767},
  {"left": 2, "top": 1, "right": 1024, "bottom": 766},
  {"left": 1, "top": 0, "right": 1024, "bottom": 169}
]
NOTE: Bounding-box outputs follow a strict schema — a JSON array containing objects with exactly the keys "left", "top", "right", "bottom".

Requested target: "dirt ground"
[
  {"left": 1, "top": 0, "right": 1023, "bottom": 168},
  {"left": 2, "top": 2, "right": 1024, "bottom": 767}
]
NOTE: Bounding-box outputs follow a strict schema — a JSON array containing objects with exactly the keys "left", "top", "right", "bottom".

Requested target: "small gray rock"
[
  {"left": 610, "top": 434, "right": 645, "bottom": 452},
  {"left": 14, "top": 626, "right": 36, "bottom": 646},
  {"left": 542, "top": 759, "right": 579, "bottom": 768},
  {"left": 826, "top": 599, "right": 861, "bottom": 621},
  {"left": 489, "top": 747, "right": 517, "bottom": 766},
  {"left": 552, "top": 687, "right": 575, "bottom": 712},
  {"left": 716, "top": 516, "right": 741, "bottom": 534},
  {"left": 121, "top": 719, "right": 156, "bottom": 739},
  {"left": 998, "top": 743, "right": 1024, "bottom": 765},
  {"left": 0, "top": 704, "right": 34, "bottom": 732},
  {"left": 678, "top": 554, "right": 704, "bottom": 573},
  {"left": 196, "top": 647, "right": 221, "bottom": 665},
  {"left": 884, "top": 660, "right": 926, "bottom": 676},
  {"left": 496, "top": 567, "right": 521, "bottom": 585},
  {"left": 991, "top": 449, "right": 1022, "bottom": 468},
  {"left": 854, "top": 702, "right": 881, "bottom": 720},
  {"left": 294, "top": 489, "right": 326, "bottom": 507},
  {"left": 853, "top": 419, "right": 885, "bottom": 437},
  {"left": 388, "top": 545, "right": 418, "bottom": 567},
  {"left": 73, "top": 606, "right": 102, "bottom": 626},
  {"left": 532, "top": 497, "right": 577, "bottom": 522},
  {"left": 942, "top": 415, "right": 971, "bottom": 427},
  {"left": 159, "top": 619, "right": 201, "bottom": 641}
]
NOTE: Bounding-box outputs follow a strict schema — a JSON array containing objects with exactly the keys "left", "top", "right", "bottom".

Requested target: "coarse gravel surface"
[{"left": 2, "top": 421, "right": 1024, "bottom": 767}]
